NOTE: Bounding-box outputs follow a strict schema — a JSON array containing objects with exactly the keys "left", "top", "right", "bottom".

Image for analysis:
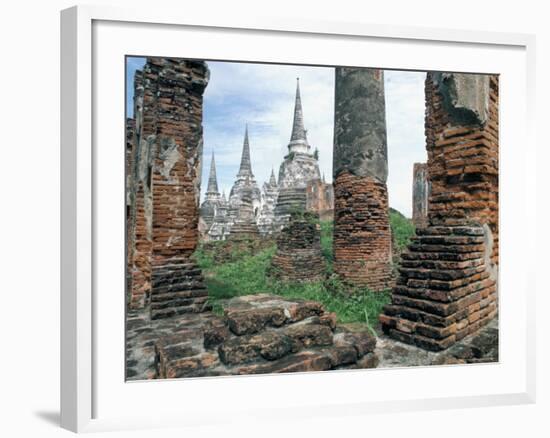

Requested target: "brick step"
[
  {"left": 398, "top": 265, "right": 485, "bottom": 281},
  {"left": 152, "top": 265, "right": 202, "bottom": 279},
  {"left": 151, "top": 281, "right": 206, "bottom": 294},
  {"left": 391, "top": 287, "right": 490, "bottom": 317},
  {"left": 400, "top": 258, "right": 484, "bottom": 270},
  {"left": 152, "top": 274, "right": 205, "bottom": 286},
  {"left": 401, "top": 251, "right": 483, "bottom": 262},
  {"left": 151, "top": 301, "right": 212, "bottom": 320},
  {"left": 411, "top": 235, "right": 485, "bottom": 245},
  {"left": 393, "top": 278, "right": 496, "bottom": 303},
  {"left": 150, "top": 289, "right": 209, "bottom": 302},
  {"left": 408, "top": 243, "right": 485, "bottom": 254},
  {"left": 404, "top": 271, "right": 490, "bottom": 291},
  {"left": 150, "top": 294, "right": 209, "bottom": 311},
  {"left": 415, "top": 226, "right": 484, "bottom": 237}
]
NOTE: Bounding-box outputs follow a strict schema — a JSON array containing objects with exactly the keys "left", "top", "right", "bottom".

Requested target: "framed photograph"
[{"left": 61, "top": 5, "right": 536, "bottom": 433}]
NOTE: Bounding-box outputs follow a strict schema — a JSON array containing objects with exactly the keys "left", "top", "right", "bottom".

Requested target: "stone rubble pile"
[{"left": 154, "top": 294, "right": 378, "bottom": 378}]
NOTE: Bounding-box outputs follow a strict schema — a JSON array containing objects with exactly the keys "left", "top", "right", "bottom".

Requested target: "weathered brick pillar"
[
  {"left": 412, "top": 163, "right": 429, "bottom": 228},
  {"left": 426, "top": 73, "right": 499, "bottom": 267},
  {"left": 332, "top": 68, "right": 392, "bottom": 291},
  {"left": 380, "top": 73, "right": 499, "bottom": 351},
  {"left": 128, "top": 68, "right": 154, "bottom": 309},
  {"left": 126, "top": 117, "right": 136, "bottom": 296},
  {"left": 143, "top": 58, "right": 211, "bottom": 319}
]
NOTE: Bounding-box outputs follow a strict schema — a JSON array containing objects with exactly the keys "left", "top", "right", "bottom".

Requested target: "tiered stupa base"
[
  {"left": 270, "top": 212, "right": 326, "bottom": 282},
  {"left": 380, "top": 224, "right": 497, "bottom": 351},
  {"left": 273, "top": 187, "right": 307, "bottom": 230}
]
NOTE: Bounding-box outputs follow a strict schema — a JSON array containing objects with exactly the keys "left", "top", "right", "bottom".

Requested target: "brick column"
[
  {"left": 380, "top": 73, "right": 499, "bottom": 351},
  {"left": 128, "top": 68, "right": 154, "bottom": 309},
  {"left": 332, "top": 68, "right": 392, "bottom": 291},
  {"left": 146, "top": 58, "right": 211, "bottom": 319}
]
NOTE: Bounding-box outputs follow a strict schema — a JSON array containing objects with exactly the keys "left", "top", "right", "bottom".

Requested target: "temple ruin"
[
  {"left": 273, "top": 79, "right": 328, "bottom": 229},
  {"left": 332, "top": 68, "right": 393, "bottom": 292},
  {"left": 379, "top": 73, "right": 499, "bottom": 351},
  {"left": 126, "top": 59, "right": 499, "bottom": 381}
]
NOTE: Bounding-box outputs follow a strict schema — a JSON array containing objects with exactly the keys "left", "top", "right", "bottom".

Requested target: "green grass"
[
  {"left": 389, "top": 208, "right": 416, "bottom": 253},
  {"left": 193, "top": 212, "right": 413, "bottom": 330},
  {"left": 194, "top": 241, "right": 390, "bottom": 330},
  {"left": 319, "top": 219, "right": 334, "bottom": 272}
]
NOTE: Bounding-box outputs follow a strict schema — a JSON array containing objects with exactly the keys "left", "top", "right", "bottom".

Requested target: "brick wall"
[
  {"left": 128, "top": 68, "right": 153, "bottom": 309},
  {"left": 425, "top": 74, "right": 499, "bottom": 265},
  {"left": 333, "top": 171, "right": 393, "bottom": 290}
]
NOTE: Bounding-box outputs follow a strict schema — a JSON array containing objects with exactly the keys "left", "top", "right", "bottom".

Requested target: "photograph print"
[{"left": 125, "top": 57, "right": 499, "bottom": 380}]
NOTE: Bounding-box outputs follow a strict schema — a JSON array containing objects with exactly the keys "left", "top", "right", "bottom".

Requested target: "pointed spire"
[
  {"left": 206, "top": 151, "right": 219, "bottom": 195},
  {"left": 288, "top": 78, "right": 310, "bottom": 153},
  {"left": 237, "top": 124, "right": 254, "bottom": 178},
  {"left": 269, "top": 168, "right": 277, "bottom": 186}
]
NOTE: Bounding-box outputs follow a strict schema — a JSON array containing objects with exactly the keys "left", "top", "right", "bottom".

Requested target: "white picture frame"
[{"left": 60, "top": 4, "right": 537, "bottom": 433}]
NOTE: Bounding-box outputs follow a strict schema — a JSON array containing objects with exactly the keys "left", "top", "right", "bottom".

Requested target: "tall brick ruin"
[
  {"left": 332, "top": 68, "right": 392, "bottom": 291},
  {"left": 380, "top": 73, "right": 499, "bottom": 351},
  {"left": 127, "top": 58, "right": 211, "bottom": 318},
  {"left": 412, "top": 163, "right": 429, "bottom": 228},
  {"left": 127, "top": 69, "right": 152, "bottom": 309}
]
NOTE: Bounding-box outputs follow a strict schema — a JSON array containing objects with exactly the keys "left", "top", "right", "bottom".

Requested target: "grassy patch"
[
  {"left": 319, "top": 219, "right": 334, "bottom": 272},
  {"left": 192, "top": 213, "right": 412, "bottom": 330},
  {"left": 194, "top": 242, "right": 390, "bottom": 330},
  {"left": 389, "top": 208, "right": 416, "bottom": 253}
]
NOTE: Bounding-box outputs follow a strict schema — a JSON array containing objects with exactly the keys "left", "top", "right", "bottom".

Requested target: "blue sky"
[{"left": 126, "top": 57, "right": 427, "bottom": 217}]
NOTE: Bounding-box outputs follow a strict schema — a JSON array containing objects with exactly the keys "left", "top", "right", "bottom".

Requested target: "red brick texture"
[
  {"left": 425, "top": 74, "right": 499, "bottom": 266},
  {"left": 270, "top": 212, "right": 326, "bottom": 282},
  {"left": 128, "top": 69, "right": 153, "bottom": 309},
  {"left": 127, "top": 58, "right": 211, "bottom": 317},
  {"left": 333, "top": 171, "right": 393, "bottom": 291},
  {"left": 380, "top": 74, "right": 499, "bottom": 351}
]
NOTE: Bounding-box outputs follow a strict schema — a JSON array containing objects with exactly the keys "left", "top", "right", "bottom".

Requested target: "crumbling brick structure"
[
  {"left": 126, "top": 117, "right": 136, "bottom": 294},
  {"left": 412, "top": 163, "right": 429, "bottom": 228},
  {"left": 332, "top": 68, "right": 393, "bottom": 291},
  {"left": 154, "top": 294, "right": 378, "bottom": 378},
  {"left": 127, "top": 69, "right": 153, "bottom": 309},
  {"left": 270, "top": 212, "right": 326, "bottom": 282},
  {"left": 127, "top": 58, "right": 211, "bottom": 318},
  {"left": 380, "top": 73, "right": 499, "bottom": 351}
]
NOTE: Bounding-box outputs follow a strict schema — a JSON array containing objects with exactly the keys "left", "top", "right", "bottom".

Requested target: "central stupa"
[{"left": 274, "top": 78, "right": 322, "bottom": 228}]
